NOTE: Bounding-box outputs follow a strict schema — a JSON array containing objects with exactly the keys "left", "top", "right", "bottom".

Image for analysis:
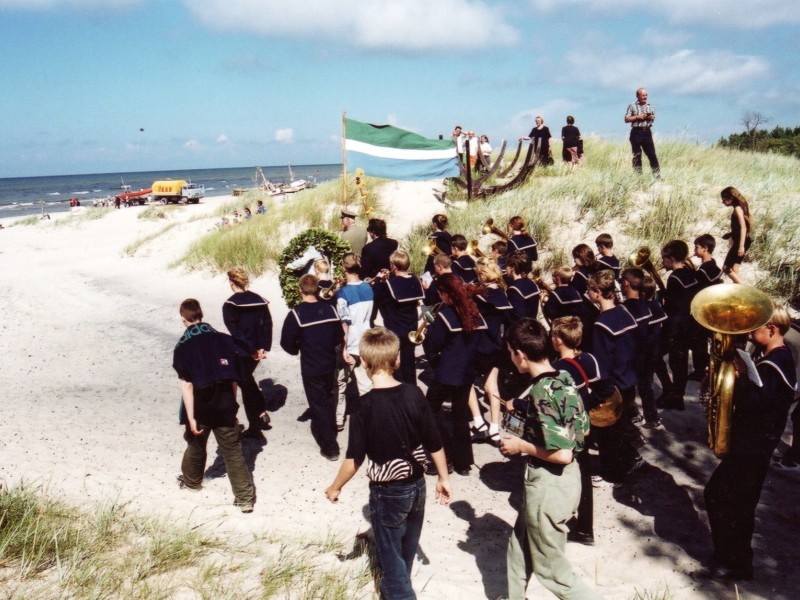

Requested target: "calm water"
[{"left": 0, "top": 164, "right": 342, "bottom": 219}]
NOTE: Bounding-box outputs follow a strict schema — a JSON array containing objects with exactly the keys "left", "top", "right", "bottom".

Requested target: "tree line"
[{"left": 717, "top": 111, "right": 800, "bottom": 158}]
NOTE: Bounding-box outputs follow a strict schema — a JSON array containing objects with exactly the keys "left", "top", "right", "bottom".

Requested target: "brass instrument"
[
  {"left": 468, "top": 240, "right": 485, "bottom": 257},
  {"left": 424, "top": 238, "right": 444, "bottom": 257},
  {"left": 408, "top": 303, "right": 442, "bottom": 345},
  {"left": 690, "top": 284, "right": 774, "bottom": 458},
  {"left": 482, "top": 218, "right": 510, "bottom": 242},
  {"left": 628, "top": 246, "right": 665, "bottom": 292},
  {"left": 530, "top": 267, "right": 553, "bottom": 303},
  {"left": 319, "top": 277, "right": 344, "bottom": 300},
  {"left": 365, "top": 268, "right": 390, "bottom": 286}
]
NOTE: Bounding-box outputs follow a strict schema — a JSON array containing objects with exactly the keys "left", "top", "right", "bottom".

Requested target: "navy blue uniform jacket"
[{"left": 280, "top": 301, "right": 342, "bottom": 376}]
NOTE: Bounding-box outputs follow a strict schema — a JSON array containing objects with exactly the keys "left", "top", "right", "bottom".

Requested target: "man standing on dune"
[{"left": 625, "top": 87, "right": 660, "bottom": 176}]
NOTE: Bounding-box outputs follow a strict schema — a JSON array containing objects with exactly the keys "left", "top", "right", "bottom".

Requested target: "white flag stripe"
[{"left": 345, "top": 139, "right": 456, "bottom": 161}]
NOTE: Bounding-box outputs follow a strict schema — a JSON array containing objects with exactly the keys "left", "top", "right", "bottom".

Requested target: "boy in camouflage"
[{"left": 500, "top": 318, "right": 603, "bottom": 600}]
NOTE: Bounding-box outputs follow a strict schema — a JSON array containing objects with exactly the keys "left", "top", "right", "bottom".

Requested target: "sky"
[{"left": 1, "top": 0, "right": 798, "bottom": 177}]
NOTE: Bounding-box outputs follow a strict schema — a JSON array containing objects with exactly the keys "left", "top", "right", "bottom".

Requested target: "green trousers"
[
  {"left": 181, "top": 424, "right": 256, "bottom": 509},
  {"left": 506, "top": 461, "right": 603, "bottom": 600}
]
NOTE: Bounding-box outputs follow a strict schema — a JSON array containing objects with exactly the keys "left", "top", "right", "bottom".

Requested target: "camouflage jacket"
[{"left": 522, "top": 370, "right": 589, "bottom": 452}]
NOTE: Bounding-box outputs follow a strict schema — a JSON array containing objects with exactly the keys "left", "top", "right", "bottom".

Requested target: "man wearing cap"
[{"left": 340, "top": 208, "right": 368, "bottom": 257}]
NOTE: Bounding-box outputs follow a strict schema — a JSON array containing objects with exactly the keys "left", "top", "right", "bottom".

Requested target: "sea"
[{"left": 0, "top": 164, "right": 343, "bottom": 220}]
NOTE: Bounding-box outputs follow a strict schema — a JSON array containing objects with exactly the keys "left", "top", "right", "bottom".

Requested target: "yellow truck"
[{"left": 150, "top": 180, "right": 205, "bottom": 204}]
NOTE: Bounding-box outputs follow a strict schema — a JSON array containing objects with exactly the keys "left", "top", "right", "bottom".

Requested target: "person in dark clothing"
[
  {"left": 424, "top": 214, "right": 452, "bottom": 275},
  {"left": 720, "top": 186, "right": 753, "bottom": 284},
  {"left": 373, "top": 250, "right": 424, "bottom": 385},
  {"left": 280, "top": 274, "right": 344, "bottom": 460},
  {"left": 542, "top": 266, "right": 585, "bottom": 326},
  {"left": 625, "top": 87, "right": 660, "bottom": 175},
  {"left": 422, "top": 273, "right": 487, "bottom": 475},
  {"left": 450, "top": 234, "right": 478, "bottom": 284},
  {"left": 505, "top": 250, "right": 541, "bottom": 322},
  {"left": 361, "top": 218, "right": 399, "bottom": 281},
  {"left": 595, "top": 233, "right": 621, "bottom": 281},
  {"left": 561, "top": 115, "right": 583, "bottom": 167},
  {"left": 507, "top": 216, "right": 538, "bottom": 263},
  {"left": 326, "top": 327, "right": 452, "bottom": 600},
  {"left": 173, "top": 298, "right": 256, "bottom": 512},
  {"left": 703, "top": 305, "right": 797, "bottom": 581},
  {"left": 520, "top": 115, "right": 554, "bottom": 166},
  {"left": 659, "top": 240, "right": 699, "bottom": 410},
  {"left": 223, "top": 267, "right": 273, "bottom": 441},
  {"left": 690, "top": 234, "right": 723, "bottom": 380}
]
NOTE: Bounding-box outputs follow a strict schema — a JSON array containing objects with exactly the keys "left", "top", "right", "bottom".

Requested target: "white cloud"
[
  {"left": 275, "top": 128, "right": 294, "bottom": 143},
  {"left": 530, "top": 0, "right": 799, "bottom": 29},
  {"left": 564, "top": 47, "right": 771, "bottom": 95},
  {"left": 216, "top": 134, "right": 229, "bottom": 144},
  {"left": 639, "top": 27, "right": 692, "bottom": 50},
  {"left": 184, "top": 0, "right": 519, "bottom": 51},
  {"left": 507, "top": 99, "right": 581, "bottom": 133},
  {"left": 184, "top": 139, "right": 202, "bottom": 151}
]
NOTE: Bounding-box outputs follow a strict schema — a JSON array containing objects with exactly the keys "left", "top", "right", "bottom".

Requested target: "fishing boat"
[{"left": 116, "top": 185, "right": 152, "bottom": 205}]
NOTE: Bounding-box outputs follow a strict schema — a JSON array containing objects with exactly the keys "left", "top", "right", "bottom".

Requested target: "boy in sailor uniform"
[
  {"left": 280, "top": 274, "right": 344, "bottom": 461},
  {"left": 505, "top": 250, "right": 541, "bottom": 322},
  {"left": 450, "top": 234, "right": 478, "bottom": 284},
  {"left": 691, "top": 234, "right": 723, "bottom": 380},
  {"left": 595, "top": 233, "right": 621, "bottom": 280},
  {"left": 660, "top": 240, "right": 699, "bottom": 410},
  {"left": 703, "top": 305, "right": 797, "bottom": 581},
  {"left": 588, "top": 270, "right": 644, "bottom": 483},
  {"left": 373, "top": 250, "right": 425, "bottom": 385}
]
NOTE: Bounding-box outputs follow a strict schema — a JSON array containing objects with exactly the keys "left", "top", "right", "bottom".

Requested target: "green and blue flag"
[{"left": 345, "top": 118, "right": 459, "bottom": 181}]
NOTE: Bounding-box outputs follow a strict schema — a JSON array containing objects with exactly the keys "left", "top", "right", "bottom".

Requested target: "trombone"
[{"left": 408, "top": 303, "right": 442, "bottom": 345}]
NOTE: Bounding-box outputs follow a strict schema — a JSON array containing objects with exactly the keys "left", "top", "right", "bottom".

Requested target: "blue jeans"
[{"left": 369, "top": 477, "right": 426, "bottom": 600}]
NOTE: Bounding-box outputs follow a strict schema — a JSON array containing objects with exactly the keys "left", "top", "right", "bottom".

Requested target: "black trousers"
[
  {"left": 426, "top": 381, "right": 473, "bottom": 471},
  {"left": 704, "top": 451, "right": 771, "bottom": 572},
  {"left": 666, "top": 318, "right": 692, "bottom": 399},
  {"left": 630, "top": 128, "right": 660, "bottom": 174},
  {"left": 398, "top": 336, "right": 418, "bottom": 385},
  {"left": 302, "top": 372, "right": 339, "bottom": 455},
  {"left": 238, "top": 355, "right": 266, "bottom": 429}
]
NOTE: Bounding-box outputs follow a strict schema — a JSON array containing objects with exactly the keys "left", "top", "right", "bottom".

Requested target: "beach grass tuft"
[
  {"left": 123, "top": 222, "right": 178, "bottom": 256},
  {"left": 0, "top": 483, "right": 375, "bottom": 599}
]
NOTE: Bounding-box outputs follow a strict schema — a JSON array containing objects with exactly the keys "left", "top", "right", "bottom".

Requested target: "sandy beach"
[{"left": 1, "top": 183, "right": 797, "bottom": 600}]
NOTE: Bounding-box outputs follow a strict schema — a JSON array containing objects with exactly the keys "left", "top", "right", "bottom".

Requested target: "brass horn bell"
[{"left": 690, "top": 284, "right": 774, "bottom": 458}]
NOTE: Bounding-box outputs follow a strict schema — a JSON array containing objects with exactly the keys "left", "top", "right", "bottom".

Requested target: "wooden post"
[{"left": 465, "top": 138, "right": 473, "bottom": 201}]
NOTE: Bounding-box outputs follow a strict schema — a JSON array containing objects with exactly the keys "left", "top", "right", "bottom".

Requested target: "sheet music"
[{"left": 736, "top": 349, "right": 763, "bottom": 387}]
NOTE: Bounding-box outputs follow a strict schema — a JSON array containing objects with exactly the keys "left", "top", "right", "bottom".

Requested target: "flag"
[{"left": 344, "top": 118, "right": 459, "bottom": 181}]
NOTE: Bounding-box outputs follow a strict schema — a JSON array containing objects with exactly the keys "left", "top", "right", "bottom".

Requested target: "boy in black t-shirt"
[
  {"left": 326, "top": 327, "right": 452, "bottom": 599},
  {"left": 173, "top": 298, "right": 256, "bottom": 513}
]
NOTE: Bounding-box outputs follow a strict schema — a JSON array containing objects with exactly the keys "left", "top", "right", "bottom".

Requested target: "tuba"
[
  {"left": 482, "top": 218, "right": 510, "bottom": 242},
  {"left": 628, "top": 246, "right": 665, "bottom": 292},
  {"left": 691, "top": 284, "right": 774, "bottom": 458},
  {"left": 408, "top": 303, "right": 442, "bottom": 345}
]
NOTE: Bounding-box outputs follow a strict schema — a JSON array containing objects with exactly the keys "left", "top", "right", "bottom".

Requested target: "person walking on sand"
[
  {"left": 326, "top": 327, "right": 452, "bottom": 600},
  {"left": 173, "top": 298, "right": 256, "bottom": 513},
  {"left": 625, "top": 87, "right": 660, "bottom": 175},
  {"left": 223, "top": 267, "right": 273, "bottom": 441},
  {"left": 720, "top": 186, "right": 753, "bottom": 284}
]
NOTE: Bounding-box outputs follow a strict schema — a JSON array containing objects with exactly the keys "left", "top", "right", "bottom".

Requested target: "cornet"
[
  {"left": 408, "top": 303, "right": 442, "bottom": 345},
  {"left": 319, "top": 277, "right": 344, "bottom": 300}
]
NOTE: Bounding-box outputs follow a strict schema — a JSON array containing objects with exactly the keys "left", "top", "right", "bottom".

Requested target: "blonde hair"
[
  {"left": 390, "top": 250, "right": 411, "bottom": 271},
  {"left": 769, "top": 303, "right": 791, "bottom": 335},
  {"left": 476, "top": 256, "right": 506, "bottom": 289},
  {"left": 227, "top": 266, "right": 249, "bottom": 290},
  {"left": 551, "top": 316, "right": 583, "bottom": 350},
  {"left": 359, "top": 327, "right": 400, "bottom": 374},
  {"left": 313, "top": 258, "right": 330, "bottom": 276}
]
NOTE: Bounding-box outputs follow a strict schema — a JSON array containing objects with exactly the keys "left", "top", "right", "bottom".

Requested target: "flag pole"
[{"left": 341, "top": 110, "right": 347, "bottom": 208}]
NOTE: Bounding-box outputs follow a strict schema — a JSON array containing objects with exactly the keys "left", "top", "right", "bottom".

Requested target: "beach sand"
[{"left": 0, "top": 184, "right": 797, "bottom": 600}]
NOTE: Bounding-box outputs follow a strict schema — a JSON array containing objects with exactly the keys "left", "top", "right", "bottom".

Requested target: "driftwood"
[
  {"left": 451, "top": 140, "right": 537, "bottom": 199},
  {"left": 498, "top": 139, "right": 523, "bottom": 177}
]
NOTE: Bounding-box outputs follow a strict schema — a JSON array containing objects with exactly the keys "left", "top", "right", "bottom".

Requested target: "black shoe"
[
  {"left": 243, "top": 427, "right": 266, "bottom": 442},
  {"left": 687, "top": 370, "right": 705, "bottom": 382},
  {"left": 455, "top": 466, "right": 471, "bottom": 476},
  {"left": 567, "top": 531, "right": 595, "bottom": 546},
  {"left": 321, "top": 449, "right": 340, "bottom": 461},
  {"left": 297, "top": 409, "right": 312, "bottom": 422}
]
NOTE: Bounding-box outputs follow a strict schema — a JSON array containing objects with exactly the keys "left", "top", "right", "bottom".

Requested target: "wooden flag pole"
[{"left": 341, "top": 111, "right": 348, "bottom": 208}]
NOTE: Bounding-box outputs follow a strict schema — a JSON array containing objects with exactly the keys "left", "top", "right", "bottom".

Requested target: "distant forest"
[{"left": 717, "top": 125, "right": 800, "bottom": 158}]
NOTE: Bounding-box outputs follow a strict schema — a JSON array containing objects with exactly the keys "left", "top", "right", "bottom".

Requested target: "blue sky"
[{"left": 1, "top": 0, "right": 797, "bottom": 177}]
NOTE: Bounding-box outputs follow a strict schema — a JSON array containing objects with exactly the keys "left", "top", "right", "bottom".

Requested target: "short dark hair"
[
  {"left": 588, "top": 269, "right": 616, "bottom": 300},
  {"left": 506, "top": 250, "right": 531, "bottom": 275},
  {"left": 595, "top": 233, "right": 613, "bottom": 249},
  {"left": 621, "top": 266, "right": 645, "bottom": 291},
  {"left": 694, "top": 233, "right": 716, "bottom": 254},
  {"left": 180, "top": 298, "right": 203, "bottom": 323},
  {"left": 299, "top": 274, "right": 320, "bottom": 295},
  {"left": 367, "top": 218, "right": 387, "bottom": 238},
  {"left": 506, "top": 318, "right": 549, "bottom": 362},
  {"left": 572, "top": 243, "right": 596, "bottom": 265},
  {"left": 491, "top": 240, "right": 508, "bottom": 255},
  {"left": 451, "top": 234, "right": 468, "bottom": 252},
  {"left": 566, "top": 115, "right": 575, "bottom": 125},
  {"left": 661, "top": 239, "right": 689, "bottom": 262}
]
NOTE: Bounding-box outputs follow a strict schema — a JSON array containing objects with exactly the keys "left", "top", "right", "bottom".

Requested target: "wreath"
[{"left": 278, "top": 227, "right": 352, "bottom": 308}]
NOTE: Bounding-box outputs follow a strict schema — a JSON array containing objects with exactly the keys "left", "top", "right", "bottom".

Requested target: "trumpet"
[
  {"left": 482, "top": 218, "right": 510, "bottom": 242},
  {"left": 628, "top": 246, "right": 665, "bottom": 292},
  {"left": 691, "top": 284, "right": 773, "bottom": 458},
  {"left": 319, "top": 277, "right": 344, "bottom": 300},
  {"left": 365, "top": 268, "right": 390, "bottom": 286},
  {"left": 408, "top": 303, "right": 442, "bottom": 345}
]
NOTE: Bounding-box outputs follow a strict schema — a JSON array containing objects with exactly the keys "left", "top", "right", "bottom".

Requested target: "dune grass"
[{"left": 0, "top": 483, "right": 375, "bottom": 599}]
